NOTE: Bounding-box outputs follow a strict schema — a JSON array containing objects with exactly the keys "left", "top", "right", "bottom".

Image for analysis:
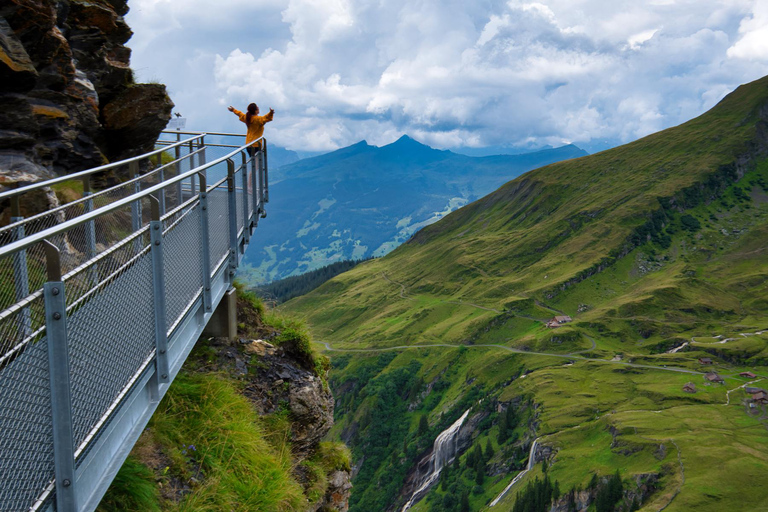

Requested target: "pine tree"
[
  {"left": 485, "top": 439, "right": 495, "bottom": 460},
  {"left": 542, "top": 458, "right": 548, "bottom": 473},
  {"left": 418, "top": 414, "right": 429, "bottom": 435},
  {"left": 460, "top": 491, "right": 470, "bottom": 512},
  {"left": 466, "top": 447, "right": 476, "bottom": 468},
  {"left": 497, "top": 411, "right": 509, "bottom": 444},
  {"left": 475, "top": 456, "right": 485, "bottom": 485},
  {"left": 589, "top": 473, "right": 599, "bottom": 490},
  {"left": 506, "top": 403, "right": 517, "bottom": 426}
]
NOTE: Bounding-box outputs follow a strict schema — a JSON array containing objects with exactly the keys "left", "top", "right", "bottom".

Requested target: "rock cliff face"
[{"left": 0, "top": 0, "right": 173, "bottom": 187}]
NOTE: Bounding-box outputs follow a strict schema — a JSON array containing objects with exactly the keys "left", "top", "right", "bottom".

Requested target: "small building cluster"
[{"left": 546, "top": 315, "right": 572, "bottom": 329}]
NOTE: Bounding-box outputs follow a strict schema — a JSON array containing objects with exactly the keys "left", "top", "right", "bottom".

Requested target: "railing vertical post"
[
  {"left": 189, "top": 140, "right": 197, "bottom": 197},
  {"left": 250, "top": 151, "right": 259, "bottom": 222},
  {"left": 263, "top": 139, "right": 269, "bottom": 203},
  {"left": 148, "top": 196, "right": 169, "bottom": 395},
  {"left": 198, "top": 173, "right": 212, "bottom": 313},
  {"left": 11, "top": 215, "right": 31, "bottom": 338},
  {"left": 240, "top": 154, "right": 250, "bottom": 245},
  {"left": 226, "top": 159, "right": 238, "bottom": 274},
  {"left": 198, "top": 135, "right": 207, "bottom": 171},
  {"left": 42, "top": 241, "right": 77, "bottom": 512},
  {"left": 129, "top": 161, "right": 142, "bottom": 253},
  {"left": 175, "top": 133, "right": 182, "bottom": 205},
  {"left": 82, "top": 177, "right": 98, "bottom": 286},
  {"left": 157, "top": 166, "right": 166, "bottom": 217},
  {"left": 257, "top": 149, "right": 266, "bottom": 218}
]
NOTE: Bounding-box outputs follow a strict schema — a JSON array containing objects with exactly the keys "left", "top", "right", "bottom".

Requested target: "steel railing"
[{"left": 0, "top": 133, "right": 269, "bottom": 512}]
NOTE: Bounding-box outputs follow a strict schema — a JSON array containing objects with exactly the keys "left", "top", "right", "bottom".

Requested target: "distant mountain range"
[{"left": 238, "top": 136, "right": 587, "bottom": 284}]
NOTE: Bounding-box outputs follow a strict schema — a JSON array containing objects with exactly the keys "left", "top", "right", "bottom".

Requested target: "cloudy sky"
[{"left": 125, "top": 0, "right": 768, "bottom": 153}]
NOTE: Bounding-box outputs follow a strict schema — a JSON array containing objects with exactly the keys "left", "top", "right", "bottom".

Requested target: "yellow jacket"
[{"left": 233, "top": 108, "right": 274, "bottom": 148}]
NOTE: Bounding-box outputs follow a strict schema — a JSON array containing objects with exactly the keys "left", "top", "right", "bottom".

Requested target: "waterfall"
[
  {"left": 401, "top": 409, "right": 471, "bottom": 511},
  {"left": 489, "top": 437, "right": 539, "bottom": 507}
]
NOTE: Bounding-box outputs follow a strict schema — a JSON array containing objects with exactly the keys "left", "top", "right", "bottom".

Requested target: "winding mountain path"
[{"left": 315, "top": 340, "right": 705, "bottom": 376}]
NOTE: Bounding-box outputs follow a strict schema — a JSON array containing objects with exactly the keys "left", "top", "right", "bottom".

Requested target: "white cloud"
[
  {"left": 727, "top": 0, "right": 768, "bottom": 61},
  {"left": 126, "top": 0, "right": 768, "bottom": 153},
  {"left": 628, "top": 28, "right": 658, "bottom": 49}
]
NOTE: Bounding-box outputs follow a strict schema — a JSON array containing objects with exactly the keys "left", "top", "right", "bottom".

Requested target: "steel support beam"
[
  {"left": 149, "top": 196, "right": 169, "bottom": 395},
  {"left": 43, "top": 241, "right": 77, "bottom": 512}
]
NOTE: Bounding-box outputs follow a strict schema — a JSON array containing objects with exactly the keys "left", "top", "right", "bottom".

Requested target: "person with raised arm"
[{"left": 227, "top": 103, "right": 274, "bottom": 157}]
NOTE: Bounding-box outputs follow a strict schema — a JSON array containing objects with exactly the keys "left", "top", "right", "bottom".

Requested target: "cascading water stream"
[
  {"left": 489, "top": 437, "right": 539, "bottom": 507},
  {"left": 401, "top": 409, "right": 471, "bottom": 511}
]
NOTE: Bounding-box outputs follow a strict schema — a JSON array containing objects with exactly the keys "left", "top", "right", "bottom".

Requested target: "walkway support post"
[
  {"left": 198, "top": 172, "right": 212, "bottom": 314},
  {"left": 149, "top": 196, "right": 169, "bottom": 396},
  {"left": 43, "top": 240, "right": 77, "bottom": 512}
]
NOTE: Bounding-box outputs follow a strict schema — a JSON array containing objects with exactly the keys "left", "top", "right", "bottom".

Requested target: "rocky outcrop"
[
  {"left": 240, "top": 338, "right": 335, "bottom": 454},
  {"left": 309, "top": 469, "right": 352, "bottom": 512},
  {"left": 0, "top": 0, "right": 173, "bottom": 192},
  {"left": 202, "top": 335, "right": 350, "bottom": 511}
]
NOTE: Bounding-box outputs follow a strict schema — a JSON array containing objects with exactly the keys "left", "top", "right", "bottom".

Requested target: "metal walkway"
[{"left": 0, "top": 131, "right": 270, "bottom": 511}]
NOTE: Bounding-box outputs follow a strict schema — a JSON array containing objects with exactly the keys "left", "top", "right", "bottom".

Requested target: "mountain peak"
[{"left": 386, "top": 134, "right": 427, "bottom": 148}]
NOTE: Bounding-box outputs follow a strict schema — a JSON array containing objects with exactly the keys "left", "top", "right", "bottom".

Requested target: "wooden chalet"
[
  {"left": 751, "top": 391, "right": 768, "bottom": 405},
  {"left": 739, "top": 371, "right": 757, "bottom": 378},
  {"left": 682, "top": 382, "right": 697, "bottom": 393},
  {"left": 704, "top": 372, "right": 724, "bottom": 384},
  {"left": 698, "top": 357, "right": 713, "bottom": 365},
  {"left": 546, "top": 315, "right": 573, "bottom": 329}
]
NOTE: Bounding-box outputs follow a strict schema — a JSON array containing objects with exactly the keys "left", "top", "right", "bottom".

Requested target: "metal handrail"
[
  {"left": 156, "top": 141, "right": 243, "bottom": 149},
  {"left": 161, "top": 129, "right": 244, "bottom": 138},
  {"left": 0, "top": 134, "right": 206, "bottom": 202},
  {"left": 0, "top": 148, "right": 205, "bottom": 236},
  {"left": 0, "top": 137, "right": 263, "bottom": 258}
]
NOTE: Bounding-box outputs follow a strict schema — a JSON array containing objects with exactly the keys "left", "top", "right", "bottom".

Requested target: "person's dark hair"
[{"left": 246, "top": 103, "right": 258, "bottom": 126}]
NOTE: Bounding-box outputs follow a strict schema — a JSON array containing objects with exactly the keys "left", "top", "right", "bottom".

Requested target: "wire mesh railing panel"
[
  {"left": 207, "top": 182, "right": 230, "bottom": 274},
  {"left": 0, "top": 326, "right": 53, "bottom": 511},
  {"left": 0, "top": 250, "right": 45, "bottom": 355},
  {"left": 66, "top": 251, "right": 155, "bottom": 452},
  {"left": 163, "top": 205, "right": 203, "bottom": 332}
]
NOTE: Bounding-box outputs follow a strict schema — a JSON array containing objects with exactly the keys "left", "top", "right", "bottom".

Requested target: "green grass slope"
[
  {"left": 98, "top": 288, "right": 349, "bottom": 512},
  {"left": 282, "top": 76, "right": 768, "bottom": 511}
]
